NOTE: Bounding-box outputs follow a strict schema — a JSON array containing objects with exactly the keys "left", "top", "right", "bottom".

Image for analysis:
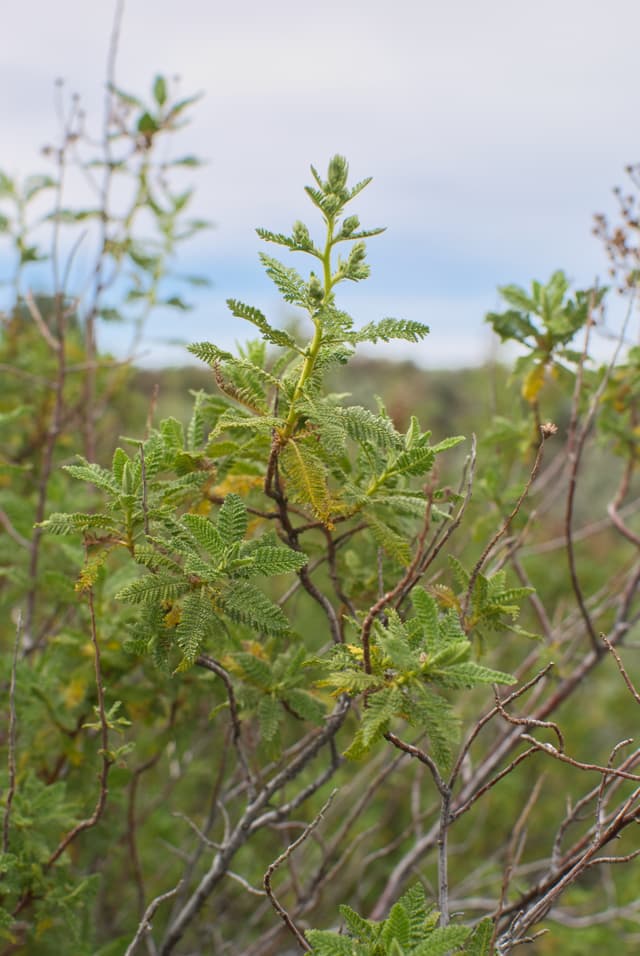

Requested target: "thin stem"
[
  {"left": 263, "top": 790, "right": 337, "bottom": 952},
  {"left": 282, "top": 215, "right": 335, "bottom": 440},
  {"left": 2, "top": 613, "right": 21, "bottom": 853}
]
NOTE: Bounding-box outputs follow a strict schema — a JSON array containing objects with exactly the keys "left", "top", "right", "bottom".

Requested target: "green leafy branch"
[
  {"left": 306, "top": 882, "right": 492, "bottom": 955},
  {"left": 316, "top": 592, "right": 515, "bottom": 771}
]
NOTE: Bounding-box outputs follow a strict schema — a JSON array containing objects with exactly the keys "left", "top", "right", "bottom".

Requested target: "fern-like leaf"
[
  {"left": 258, "top": 694, "right": 281, "bottom": 742},
  {"left": 181, "top": 513, "right": 225, "bottom": 560},
  {"left": 281, "top": 439, "right": 333, "bottom": 524},
  {"left": 283, "top": 688, "right": 325, "bottom": 724},
  {"left": 176, "top": 590, "right": 219, "bottom": 664},
  {"left": 381, "top": 902, "right": 411, "bottom": 949},
  {"left": 341, "top": 404, "right": 403, "bottom": 451},
  {"left": 344, "top": 687, "right": 402, "bottom": 759},
  {"left": 258, "top": 253, "right": 307, "bottom": 306},
  {"left": 398, "top": 884, "right": 431, "bottom": 947},
  {"left": 408, "top": 685, "right": 459, "bottom": 772},
  {"left": 248, "top": 546, "right": 308, "bottom": 576},
  {"left": 217, "top": 493, "right": 248, "bottom": 545},
  {"left": 391, "top": 445, "right": 436, "bottom": 478},
  {"left": 63, "top": 460, "right": 120, "bottom": 494},
  {"left": 434, "top": 662, "right": 516, "bottom": 689},
  {"left": 116, "top": 574, "right": 189, "bottom": 605},
  {"left": 338, "top": 905, "right": 376, "bottom": 943},
  {"left": 365, "top": 512, "right": 411, "bottom": 566},
  {"left": 188, "top": 341, "right": 233, "bottom": 365},
  {"left": 38, "top": 512, "right": 118, "bottom": 536},
  {"left": 226, "top": 298, "right": 300, "bottom": 350},
  {"left": 411, "top": 924, "right": 470, "bottom": 955},
  {"left": 464, "top": 918, "right": 493, "bottom": 955},
  {"left": 305, "top": 931, "right": 368, "bottom": 955},
  {"left": 356, "top": 317, "right": 430, "bottom": 344},
  {"left": 222, "top": 580, "right": 290, "bottom": 635},
  {"left": 411, "top": 590, "right": 440, "bottom": 649}
]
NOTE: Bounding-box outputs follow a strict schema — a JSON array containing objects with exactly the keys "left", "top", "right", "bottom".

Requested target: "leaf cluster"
[
  {"left": 317, "top": 591, "right": 515, "bottom": 769},
  {"left": 485, "top": 271, "right": 605, "bottom": 403},
  {"left": 307, "top": 883, "right": 492, "bottom": 955}
]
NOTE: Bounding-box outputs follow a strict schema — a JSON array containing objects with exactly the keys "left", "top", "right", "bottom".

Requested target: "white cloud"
[{"left": 3, "top": 0, "right": 639, "bottom": 364}]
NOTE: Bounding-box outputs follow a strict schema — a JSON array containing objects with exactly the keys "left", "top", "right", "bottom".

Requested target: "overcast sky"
[{"left": 2, "top": 0, "right": 639, "bottom": 366}]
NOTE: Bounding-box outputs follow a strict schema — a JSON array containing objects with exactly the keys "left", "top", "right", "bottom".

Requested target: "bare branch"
[
  {"left": 24, "top": 291, "right": 60, "bottom": 352},
  {"left": 494, "top": 688, "right": 565, "bottom": 752},
  {"left": 196, "top": 654, "right": 255, "bottom": 797},
  {"left": 263, "top": 789, "right": 337, "bottom": 952},
  {"left": 124, "top": 882, "right": 183, "bottom": 956},
  {"left": 462, "top": 435, "right": 546, "bottom": 624},
  {"left": 602, "top": 633, "right": 640, "bottom": 704},
  {"left": 0, "top": 509, "right": 30, "bottom": 550},
  {"left": 520, "top": 734, "right": 640, "bottom": 783}
]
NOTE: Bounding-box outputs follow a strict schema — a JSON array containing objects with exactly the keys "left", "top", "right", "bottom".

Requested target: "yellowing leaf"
[
  {"left": 281, "top": 439, "right": 334, "bottom": 527},
  {"left": 75, "top": 554, "right": 106, "bottom": 592},
  {"left": 521, "top": 362, "right": 546, "bottom": 403},
  {"left": 431, "top": 584, "right": 459, "bottom": 610},
  {"left": 243, "top": 639, "right": 269, "bottom": 659},
  {"left": 213, "top": 474, "right": 263, "bottom": 497},
  {"left": 63, "top": 675, "right": 88, "bottom": 709},
  {"left": 193, "top": 499, "right": 212, "bottom": 515},
  {"left": 35, "top": 917, "right": 55, "bottom": 939},
  {"left": 164, "top": 604, "right": 182, "bottom": 628}
]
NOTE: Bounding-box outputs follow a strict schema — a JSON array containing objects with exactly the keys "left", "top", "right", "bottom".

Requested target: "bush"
[{"left": 3, "top": 57, "right": 640, "bottom": 956}]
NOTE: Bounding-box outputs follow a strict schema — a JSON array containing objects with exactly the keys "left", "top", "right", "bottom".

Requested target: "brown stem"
[{"left": 2, "top": 615, "right": 21, "bottom": 854}]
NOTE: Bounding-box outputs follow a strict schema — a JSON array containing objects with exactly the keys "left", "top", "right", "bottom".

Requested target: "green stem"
[{"left": 282, "top": 216, "right": 335, "bottom": 439}]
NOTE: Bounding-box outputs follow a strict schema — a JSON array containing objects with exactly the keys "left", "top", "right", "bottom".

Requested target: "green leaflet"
[
  {"left": 306, "top": 932, "right": 369, "bottom": 955},
  {"left": 407, "top": 685, "right": 459, "bottom": 772},
  {"left": 116, "top": 574, "right": 189, "bottom": 605},
  {"left": 365, "top": 511, "right": 411, "bottom": 566},
  {"left": 248, "top": 546, "right": 307, "bottom": 576},
  {"left": 391, "top": 445, "right": 436, "bottom": 478},
  {"left": 411, "top": 925, "right": 470, "bottom": 955},
  {"left": 321, "top": 582, "right": 519, "bottom": 769},
  {"left": 411, "top": 590, "right": 440, "bottom": 648},
  {"left": 339, "top": 905, "right": 377, "bottom": 943},
  {"left": 431, "top": 435, "right": 466, "bottom": 454},
  {"left": 64, "top": 460, "right": 120, "bottom": 494},
  {"left": 259, "top": 253, "right": 308, "bottom": 306},
  {"left": 221, "top": 580, "right": 290, "bottom": 635},
  {"left": 344, "top": 687, "right": 402, "bottom": 759},
  {"left": 181, "top": 513, "right": 225, "bottom": 559},
  {"left": 257, "top": 694, "right": 281, "bottom": 742},
  {"left": 283, "top": 688, "right": 325, "bottom": 724},
  {"left": 233, "top": 651, "right": 273, "bottom": 688},
  {"left": 400, "top": 884, "right": 439, "bottom": 948},
  {"left": 463, "top": 918, "right": 493, "bottom": 956},
  {"left": 38, "top": 512, "right": 118, "bottom": 536},
  {"left": 381, "top": 902, "right": 411, "bottom": 949},
  {"left": 431, "top": 661, "right": 516, "bottom": 690},
  {"left": 341, "top": 404, "right": 404, "bottom": 451},
  {"left": 371, "top": 493, "right": 430, "bottom": 518},
  {"left": 217, "top": 493, "right": 248, "bottom": 545},
  {"left": 176, "top": 590, "right": 219, "bottom": 665},
  {"left": 187, "top": 390, "right": 206, "bottom": 450},
  {"left": 187, "top": 340, "right": 233, "bottom": 364},
  {"left": 226, "top": 298, "right": 299, "bottom": 350},
  {"left": 355, "top": 317, "right": 430, "bottom": 344}
]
